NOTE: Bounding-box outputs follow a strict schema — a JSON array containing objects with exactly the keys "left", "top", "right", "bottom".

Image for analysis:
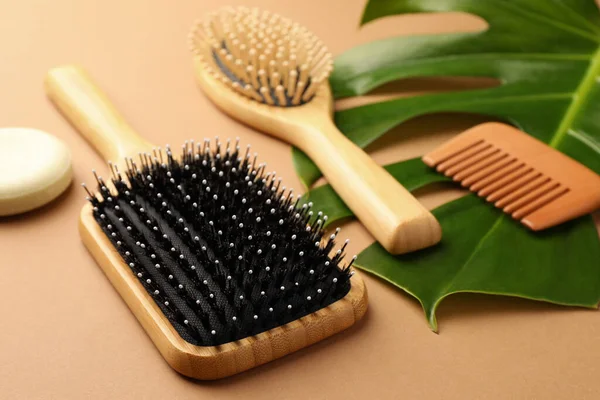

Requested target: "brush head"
[
  {"left": 189, "top": 7, "right": 333, "bottom": 107},
  {"left": 85, "top": 138, "right": 354, "bottom": 346}
]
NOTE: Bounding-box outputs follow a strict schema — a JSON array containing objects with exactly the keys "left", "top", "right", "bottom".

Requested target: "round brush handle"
[
  {"left": 301, "top": 118, "right": 442, "bottom": 254},
  {"left": 45, "top": 65, "right": 154, "bottom": 166}
]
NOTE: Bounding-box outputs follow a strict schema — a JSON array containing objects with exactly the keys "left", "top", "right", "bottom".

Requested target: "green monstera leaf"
[{"left": 295, "top": 0, "right": 600, "bottom": 331}]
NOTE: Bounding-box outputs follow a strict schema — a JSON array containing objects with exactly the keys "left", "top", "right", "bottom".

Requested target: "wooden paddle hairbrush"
[
  {"left": 188, "top": 6, "right": 442, "bottom": 255},
  {"left": 45, "top": 65, "right": 367, "bottom": 380},
  {"left": 423, "top": 122, "right": 600, "bottom": 231}
]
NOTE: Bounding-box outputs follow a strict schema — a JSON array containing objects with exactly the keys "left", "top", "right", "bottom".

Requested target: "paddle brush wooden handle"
[
  {"left": 44, "top": 65, "right": 154, "bottom": 167},
  {"left": 298, "top": 117, "right": 442, "bottom": 254}
]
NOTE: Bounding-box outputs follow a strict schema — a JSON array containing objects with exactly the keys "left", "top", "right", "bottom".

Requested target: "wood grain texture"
[
  {"left": 423, "top": 122, "right": 600, "bottom": 230},
  {"left": 45, "top": 66, "right": 154, "bottom": 170},
  {"left": 80, "top": 204, "right": 367, "bottom": 380},
  {"left": 191, "top": 56, "right": 442, "bottom": 254},
  {"left": 45, "top": 64, "right": 368, "bottom": 380}
]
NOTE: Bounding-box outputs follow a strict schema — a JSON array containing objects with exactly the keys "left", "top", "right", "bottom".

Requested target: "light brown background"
[{"left": 1, "top": 0, "right": 599, "bottom": 399}]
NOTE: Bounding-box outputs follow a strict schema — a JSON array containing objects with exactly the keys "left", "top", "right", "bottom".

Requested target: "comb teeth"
[
  {"left": 85, "top": 138, "right": 353, "bottom": 346},
  {"left": 426, "top": 139, "right": 570, "bottom": 223},
  {"left": 422, "top": 123, "right": 600, "bottom": 230},
  {"left": 188, "top": 6, "right": 333, "bottom": 106}
]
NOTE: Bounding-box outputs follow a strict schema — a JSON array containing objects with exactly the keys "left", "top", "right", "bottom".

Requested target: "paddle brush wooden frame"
[{"left": 45, "top": 65, "right": 368, "bottom": 380}]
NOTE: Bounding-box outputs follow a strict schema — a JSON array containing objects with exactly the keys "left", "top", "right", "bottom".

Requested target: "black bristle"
[{"left": 87, "top": 138, "right": 353, "bottom": 346}]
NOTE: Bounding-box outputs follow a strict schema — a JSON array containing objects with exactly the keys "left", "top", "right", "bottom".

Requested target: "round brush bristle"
[
  {"left": 189, "top": 6, "right": 333, "bottom": 106},
  {"left": 84, "top": 138, "right": 355, "bottom": 346}
]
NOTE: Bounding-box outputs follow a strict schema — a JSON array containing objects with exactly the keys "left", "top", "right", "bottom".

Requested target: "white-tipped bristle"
[{"left": 189, "top": 6, "right": 333, "bottom": 106}]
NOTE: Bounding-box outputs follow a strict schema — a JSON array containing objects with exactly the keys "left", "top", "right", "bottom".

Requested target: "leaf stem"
[{"left": 550, "top": 46, "right": 600, "bottom": 148}]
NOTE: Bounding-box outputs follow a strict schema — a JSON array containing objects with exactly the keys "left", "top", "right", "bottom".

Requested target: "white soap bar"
[{"left": 0, "top": 128, "right": 73, "bottom": 216}]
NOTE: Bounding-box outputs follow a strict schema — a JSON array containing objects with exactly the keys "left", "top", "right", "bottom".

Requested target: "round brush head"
[{"left": 189, "top": 7, "right": 333, "bottom": 107}]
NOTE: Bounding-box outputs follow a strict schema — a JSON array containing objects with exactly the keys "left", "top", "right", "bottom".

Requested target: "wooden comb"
[{"left": 422, "top": 122, "right": 600, "bottom": 231}]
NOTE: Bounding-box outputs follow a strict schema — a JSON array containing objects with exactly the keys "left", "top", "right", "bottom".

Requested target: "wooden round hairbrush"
[
  {"left": 44, "top": 65, "right": 367, "bottom": 380},
  {"left": 188, "top": 6, "right": 442, "bottom": 255}
]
